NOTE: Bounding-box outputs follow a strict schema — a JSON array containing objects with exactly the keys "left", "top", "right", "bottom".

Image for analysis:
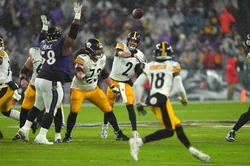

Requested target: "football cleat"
[
  {"left": 0, "top": 130, "right": 3, "bottom": 139},
  {"left": 12, "top": 133, "right": 21, "bottom": 141},
  {"left": 129, "top": 138, "right": 143, "bottom": 161},
  {"left": 101, "top": 124, "right": 108, "bottom": 139},
  {"left": 226, "top": 130, "right": 236, "bottom": 142},
  {"left": 18, "top": 127, "right": 30, "bottom": 142},
  {"left": 115, "top": 130, "right": 129, "bottom": 141},
  {"left": 132, "top": 130, "right": 140, "bottom": 138},
  {"left": 34, "top": 134, "right": 53, "bottom": 145},
  {"left": 62, "top": 133, "right": 72, "bottom": 143},
  {"left": 54, "top": 133, "right": 62, "bottom": 143},
  {"left": 31, "top": 121, "right": 40, "bottom": 134},
  {"left": 189, "top": 147, "right": 210, "bottom": 163}
]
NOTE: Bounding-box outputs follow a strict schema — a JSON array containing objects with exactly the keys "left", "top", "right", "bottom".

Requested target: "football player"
[
  {"left": 226, "top": 34, "right": 250, "bottom": 142},
  {"left": 18, "top": 2, "right": 82, "bottom": 144},
  {"left": 0, "top": 37, "right": 21, "bottom": 139},
  {"left": 62, "top": 38, "right": 129, "bottom": 142},
  {"left": 129, "top": 41, "right": 210, "bottom": 162},
  {"left": 12, "top": 46, "right": 64, "bottom": 142},
  {"left": 101, "top": 31, "right": 145, "bottom": 139}
]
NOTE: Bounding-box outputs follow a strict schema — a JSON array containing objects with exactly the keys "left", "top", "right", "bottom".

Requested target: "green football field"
[{"left": 0, "top": 101, "right": 250, "bottom": 166}]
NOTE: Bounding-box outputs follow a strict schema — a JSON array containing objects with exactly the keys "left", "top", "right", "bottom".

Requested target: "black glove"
[
  {"left": 7, "top": 81, "right": 19, "bottom": 90},
  {"left": 110, "top": 84, "right": 120, "bottom": 96},
  {"left": 136, "top": 103, "right": 147, "bottom": 116}
]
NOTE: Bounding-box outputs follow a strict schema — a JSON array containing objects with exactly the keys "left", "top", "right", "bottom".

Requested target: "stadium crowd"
[{"left": 0, "top": 0, "right": 248, "bottom": 100}]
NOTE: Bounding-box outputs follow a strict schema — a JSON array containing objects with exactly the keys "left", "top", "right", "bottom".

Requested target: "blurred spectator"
[
  {"left": 203, "top": 46, "right": 216, "bottom": 69},
  {"left": 226, "top": 57, "right": 238, "bottom": 100},
  {"left": 219, "top": 7, "right": 235, "bottom": 36}
]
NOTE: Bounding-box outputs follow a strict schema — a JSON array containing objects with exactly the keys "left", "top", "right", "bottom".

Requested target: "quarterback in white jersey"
[
  {"left": 62, "top": 38, "right": 129, "bottom": 142},
  {"left": 0, "top": 37, "right": 21, "bottom": 139},
  {"left": 129, "top": 41, "right": 210, "bottom": 163},
  {"left": 102, "top": 31, "right": 145, "bottom": 139}
]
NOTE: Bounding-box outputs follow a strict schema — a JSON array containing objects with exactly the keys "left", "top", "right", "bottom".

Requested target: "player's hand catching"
[
  {"left": 110, "top": 84, "right": 120, "bottom": 96},
  {"left": 135, "top": 103, "right": 147, "bottom": 116}
]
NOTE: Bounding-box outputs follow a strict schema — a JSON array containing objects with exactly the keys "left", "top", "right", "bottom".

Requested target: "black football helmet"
[
  {"left": 245, "top": 34, "right": 250, "bottom": 48},
  {"left": 46, "top": 26, "right": 62, "bottom": 42},
  {"left": 127, "top": 31, "right": 141, "bottom": 51},
  {"left": 153, "top": 41, "right": 173, "bottom": 60},
  {"left": 0, "top": 37, "right": 5, "bottom": 50},
  {"left": 85, "top": 38, "right": 103, "bottom": 59}
]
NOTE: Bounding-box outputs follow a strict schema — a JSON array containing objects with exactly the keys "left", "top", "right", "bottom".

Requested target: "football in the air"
[{"left": 132, "top": 8, "right": 144, "bottom": 19}]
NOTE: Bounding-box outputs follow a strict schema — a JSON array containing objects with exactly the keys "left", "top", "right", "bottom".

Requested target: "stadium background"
[{"left": 1, "top": 0, "right": 250, "bottom": 103}]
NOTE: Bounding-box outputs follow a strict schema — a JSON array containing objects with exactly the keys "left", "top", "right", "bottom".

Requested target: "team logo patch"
[{"left": 150, "top": 97, "right": 157, "bottom": 105}]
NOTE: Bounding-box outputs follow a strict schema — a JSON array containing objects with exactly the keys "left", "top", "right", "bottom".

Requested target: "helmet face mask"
[
  {"left": 0, "top": 38, "right": 5, "bottom": 50},
  {"left": 47, "top": 26, "right": 62, "bottom": 42},
  {"left": 153, "top": 41, "right": 173, "bottom": 60},
  {"left": 85, "top": 38, "right": 103, "bottom": 59},
  {"left": 127, "top": 31, "right": 141, "bottom": 51}
]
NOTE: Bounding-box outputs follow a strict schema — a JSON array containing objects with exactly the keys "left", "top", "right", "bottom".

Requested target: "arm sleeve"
[
  {"left": 133, "top": 73, "right": 148, "bottom": 104},
  {"left": 173, "top": 75, "right": 188, "bottom": 101}
]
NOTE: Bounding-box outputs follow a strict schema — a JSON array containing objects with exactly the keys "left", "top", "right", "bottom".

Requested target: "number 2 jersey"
[
  {"left": 110, "top": 42, "right": 145, "bottom": 82},
  {"left": 71, "top": 53, "right": 107, "bottom": 91},
  {"left": 143, "top": 60, "right": 181, "bottom": 97}
]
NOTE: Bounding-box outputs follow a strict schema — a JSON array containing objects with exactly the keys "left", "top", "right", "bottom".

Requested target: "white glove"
[
  {"left": 110, "top": 84, "right": 120, "bottom": 96},
  {"left": 247, "top": 52, "right": 250, "bottom": 62},
  {"left": 73, "top": 2, "right": 82, "bottom": 19},
  {"left": 41, "top": 15, "right": 51, "bottom": 31},
  {"left": 178, "top": 97, "right": 188, "bottom": 106}
]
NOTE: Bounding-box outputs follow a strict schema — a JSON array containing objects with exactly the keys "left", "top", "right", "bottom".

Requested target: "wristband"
[
  {"left": 75, "top": 13, "right": 81, "bottom": 19},
  {"left": 131, "top": 53, "right": 134, "bottom": 57}
]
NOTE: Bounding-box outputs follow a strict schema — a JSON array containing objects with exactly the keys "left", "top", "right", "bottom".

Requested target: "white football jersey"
[
  {"left": 110, "top": 42, "right": 144, "bottom": 81},
  {"left": 143, "top": 60, "right": 181, "bottom": 97},
  {"left": 0, "top": 50, "right": 12, "bottom": 87},
  {"left": 28, "top": 47, "right": 43, "bottom": 85},
  {"left": 71, "top": 54, "right": 106, "bottom": 91}
]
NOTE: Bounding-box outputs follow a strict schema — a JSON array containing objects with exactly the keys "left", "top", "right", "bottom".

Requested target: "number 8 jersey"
[{"left": 143, "top": 60, "right": 181, "bottom": 97}]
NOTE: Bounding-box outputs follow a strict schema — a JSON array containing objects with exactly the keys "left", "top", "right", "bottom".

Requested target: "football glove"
[
  {"left": 40, "top": 15, "right": 51, "bottom": 31},
  {"left": 7, "top": 81, "right": 19, "bottom": 90},
  {"left": 178, "top": 97, "right": 188, "bottom": 106},
  {"left": 110, "top": 84, "right": 120, "bottom": 96},
  {"left": 73, "top": 2, "right": 82, "bottom": 19},
  {"left": 247, "top": 52, "right": 250, "bottom": 62},
  {"left": 135, "top": 103, "right": 147, "bottom": 116}
]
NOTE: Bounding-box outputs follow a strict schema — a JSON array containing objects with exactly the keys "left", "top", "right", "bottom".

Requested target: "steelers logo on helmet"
[
  {"left": 0, "top": 37, "right": 5, "bottom": 50},
  {"left": 245, "top": 34, "right": 250, "bottom": 47},
  {"left": 85, "top": 38, "right": 103, "bottom": 59},
  {"left": 47, "top": 26, "right": 62, "bottom": 42},
  {"left": 154, "top": 41, "right": 173, "bottom": 60},
  {"left": 127, "top": 31, "right": 141, "bottom": 51}
]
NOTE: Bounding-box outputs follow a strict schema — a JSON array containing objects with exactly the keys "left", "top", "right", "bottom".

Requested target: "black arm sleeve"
[
  {"left": 68, "top": 23, "right": 80, "bottom": 40},
  {"left": 134, "top": 63, "right": 144, "bottom": 77},
  {"left": 20, "top": 65, "right": 30, "bottom": 75},
  {"left": 101, "top": 68, "right": 110, "bottom": 79},
  {"left": 39, "top": 32, "right": 46, "bottom": 43}
]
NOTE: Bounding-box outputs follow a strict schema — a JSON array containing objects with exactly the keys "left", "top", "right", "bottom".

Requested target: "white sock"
[
  {"left": 9, "top": 109, "right": 20, "bottom": 120},
  {"left": 23, "top": 120, "right": 32, "bottom": 131},
  {"left": 38, "top": 127, "right": 48, "bottom": 137}
]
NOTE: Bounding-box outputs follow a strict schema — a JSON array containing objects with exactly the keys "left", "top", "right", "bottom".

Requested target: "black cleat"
[
  {"left": 62, "top": 133, "right": 71, "bottom": 143},
  {"left": 12, "top": 133, "right": 21, "bottom": 141},
  {"left": 0, "top": 130, "right": 3, "bottom": 139},
  {"left": 31, "top": 122, "right": 40, "bottom": 134},
  {"left": 115, "top": 130, "right": 129, "bottom": 141}
]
